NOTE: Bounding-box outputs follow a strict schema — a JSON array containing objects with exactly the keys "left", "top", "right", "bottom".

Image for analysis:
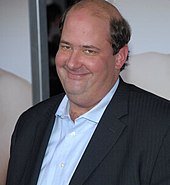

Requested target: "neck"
[
  {"left": 69, "top": 110, "right": 82, "bottom": 122},
  {"left": 69, "top": 101, "right": 95, "bottom": 122}
]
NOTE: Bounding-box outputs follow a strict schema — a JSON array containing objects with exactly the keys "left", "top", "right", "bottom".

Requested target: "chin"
[
  {"left": 63, "top": 82, "right": 87, "bottom": 94},
  {"left": 65, "top": 87, "right": 86, "bottom": 96}
]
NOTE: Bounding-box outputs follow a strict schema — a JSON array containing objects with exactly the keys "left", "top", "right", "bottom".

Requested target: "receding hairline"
[{"left": 67, "top": 0, "right": 123, "bottom": 21}]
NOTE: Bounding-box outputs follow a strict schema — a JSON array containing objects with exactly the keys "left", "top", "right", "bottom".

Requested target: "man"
[{"left": 6, "top": 0, "right": 170, "bottom": 185}]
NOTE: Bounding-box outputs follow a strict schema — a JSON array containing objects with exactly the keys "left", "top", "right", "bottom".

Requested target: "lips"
[
  {"left": 67, "top": 70, "right": 88, "bottom": 80},
  {"left": 64, "top": 66, "right": 90, "bottom": 80}
]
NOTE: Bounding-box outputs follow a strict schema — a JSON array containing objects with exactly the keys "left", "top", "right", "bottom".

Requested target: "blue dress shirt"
[{"left": 37, "top": 79, "right": 119, "bottom": 185}]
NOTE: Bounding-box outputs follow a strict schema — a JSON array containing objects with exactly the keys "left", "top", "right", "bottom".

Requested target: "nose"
[{"left": 66, "top": 50, "right": 82, "bottom": 70}]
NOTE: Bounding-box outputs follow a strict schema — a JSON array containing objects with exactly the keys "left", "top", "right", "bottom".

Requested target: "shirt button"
[
  {"left": 59, "top": 162, "right": 65, "bottom": 168},
  {"left": 60, "top": 115, "right": 65, "bottom": 119},
  {"left": 70, "top": 132, "right": 76, "bottom": 137}
]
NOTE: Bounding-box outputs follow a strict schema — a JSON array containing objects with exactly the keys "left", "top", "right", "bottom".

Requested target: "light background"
[{"left": 108, "top": 0, "right": 170, "bottom": 55}]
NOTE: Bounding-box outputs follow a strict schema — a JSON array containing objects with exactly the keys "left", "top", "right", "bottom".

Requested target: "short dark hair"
[{"left": 110, "top": 18, "right": 131, "bottom": 70}]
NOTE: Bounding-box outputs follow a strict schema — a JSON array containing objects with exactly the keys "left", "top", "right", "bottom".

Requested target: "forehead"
[
  {"left": 61, "top": 8, "right": 112, "bottom": 48},
  {"left": 62, "top": 8, "right": 110, "bottom": 38},
  {"left": 63, "top": 7, "right": 111, "bottom": 32}
]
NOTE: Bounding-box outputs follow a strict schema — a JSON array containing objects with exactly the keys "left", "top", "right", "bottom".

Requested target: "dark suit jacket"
[{"left": 6, "top": 78, "right": 170, "bottom": 185}]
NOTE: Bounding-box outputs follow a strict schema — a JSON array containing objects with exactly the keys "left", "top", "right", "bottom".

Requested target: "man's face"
[{"left": 55, "top": 9, "right": 123, "bottom": 107}]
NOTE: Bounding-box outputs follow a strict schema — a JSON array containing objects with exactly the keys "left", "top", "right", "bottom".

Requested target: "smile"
[
  {"left": 64, "top": 66, "right": 90, "bottom": 80},
  {"left": 67, "top": 70, "right": 88, "bottom": 80}
]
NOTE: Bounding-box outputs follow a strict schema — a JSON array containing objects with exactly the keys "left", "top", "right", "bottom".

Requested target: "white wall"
[
  {"left": 0, "top": 0, "right": 31, "bottom": 83},
  {"left": 108, "top": 0, "right": 170, "bottom": 55}
]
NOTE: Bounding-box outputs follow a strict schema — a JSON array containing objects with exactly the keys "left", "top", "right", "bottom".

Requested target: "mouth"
[
  {"left": 65, "top": 67, "right": 90, "bottom": 80},
  {"left": 67, "top": 71, "right": 88, "bottom": 80}
]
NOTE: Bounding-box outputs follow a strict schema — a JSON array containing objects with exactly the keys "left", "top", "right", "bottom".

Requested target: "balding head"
[{"left": 68, "top": 0, "right": 122, "bottom": 21}]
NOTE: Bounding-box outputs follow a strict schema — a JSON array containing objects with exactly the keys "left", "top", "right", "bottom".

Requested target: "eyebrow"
[
  {"left": 82, "top": 45, "right": 100, "bottom": 51},
  {"left": 60, "top": 40, "right": 71, "bottom": 45},
  {"left": 60, "top": 40, "right": 101, "bottom": 51}
]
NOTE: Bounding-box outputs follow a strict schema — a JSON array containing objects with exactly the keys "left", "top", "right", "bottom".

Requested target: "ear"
[{"left": 115, "top": 45, "right": 129, "bottom": 70}]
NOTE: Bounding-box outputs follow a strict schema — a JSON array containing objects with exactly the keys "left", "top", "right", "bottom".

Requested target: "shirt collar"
[{"left": 56, "top": 78, "right": 119, "bottom": 123}]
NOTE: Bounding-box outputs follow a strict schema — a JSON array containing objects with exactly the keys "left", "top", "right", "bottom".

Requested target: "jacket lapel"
[
  {"left": 28, "top": 115, "right": 56, "bottom": 185},
  {"left": 26, "top": 95, "right": 65, "bottom": 185},
  {"left": 70, "top": 78, "right": 129, "bottom": 185}
]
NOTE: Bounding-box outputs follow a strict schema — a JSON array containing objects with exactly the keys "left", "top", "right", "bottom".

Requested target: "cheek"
[
  {"left": 84, "top": 56, "right": 114, "bottom": 76},
  {"left": 55, "top": 52, "right": 66, "bottom": 67},
  {"left": 95, "top": 56, "right": 115, "bottom": 75}
]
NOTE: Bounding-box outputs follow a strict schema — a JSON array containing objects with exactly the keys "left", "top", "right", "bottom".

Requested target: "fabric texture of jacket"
[{"left": 6, "top": 78, "right": 170, "bottom": 185}]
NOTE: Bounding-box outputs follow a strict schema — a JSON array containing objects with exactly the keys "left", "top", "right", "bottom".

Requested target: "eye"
[
  {"left": 83, "top": 49, "right": 98, "bottom": 55},
  {"left": 59, "top": 43, "right": 72, "bottom": 51}
]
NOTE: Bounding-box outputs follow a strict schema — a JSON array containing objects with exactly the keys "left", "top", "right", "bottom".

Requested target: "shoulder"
[
  {"left": 22, "top": 93, "right": 65, "bottom": 117},
  {"left": 126, "top": 84, "right": 170, "bottom": 136},
  {"left": 128, "top": 82, "right": 170, "bottom": 110},
  {"left": 115, "top": 80, "right": 170, "bottom": 147},
  {"left": 120, "top": 78, "right": 170, "bottom": 105},
  {"left": 14, "top": 93, "right": 65, "bottom": 132},
  {"left": 118, "top": 78, "right": 170, "bottom": 122}
]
